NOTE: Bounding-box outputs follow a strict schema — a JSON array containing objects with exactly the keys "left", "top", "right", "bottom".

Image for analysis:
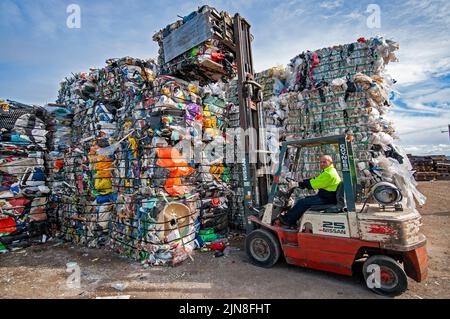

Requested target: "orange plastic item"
[
  {"left": 168, "top": 166, "right": 194, "bottom": 178},
  {"left": 95, "top": 170, "right": 112, "bottom": 178},
  {"left": 156, "top": 148, "right": 185, "bottom": 159},
  {"left": 0, "top": 216, "right": 16, "bottom": 233},
  {"left": 54, "top": 159, "right": 64, "bottom": 170},
  {"left": 164, "top": 177, "right": 190, "bottom": 197},
  {"left": 95, "top": 156, "right": 113, "bottom": 170},
  {"left": 156, "top": 148, "right": 195, "bottom": 197}
]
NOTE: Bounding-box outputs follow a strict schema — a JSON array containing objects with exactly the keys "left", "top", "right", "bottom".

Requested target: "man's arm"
[
  {"left": 308, "top": 171, "right": 333, "bottom": 190},
  {"left": 289, "top": 172, "right": 332, "bottom": 191},
  {"left": 298, "top": 179, "right": 314, "bottom": 190}
]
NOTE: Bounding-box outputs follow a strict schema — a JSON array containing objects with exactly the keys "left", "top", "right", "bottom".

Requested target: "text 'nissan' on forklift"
[{"left": 232, "top": 15, "right": 428, "bottom": 297}]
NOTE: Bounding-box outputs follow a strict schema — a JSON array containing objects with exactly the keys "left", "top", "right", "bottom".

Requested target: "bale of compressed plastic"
[
  {"left": 0, "top": 99, "right": 50, "bottom": 252},
  {"left": 153, "top": 5, "right": 237, "bottom": 85},
  {"left": 278, "top": 37, "right": 424, "bottom": 211}
]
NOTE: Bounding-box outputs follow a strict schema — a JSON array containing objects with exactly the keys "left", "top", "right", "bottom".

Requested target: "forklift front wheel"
[
  {"left": 362, "top": 255, "right": 408, "bottom": 297},
  {"left": 245, "top": 229, "right": 281, "bottom": 268}
]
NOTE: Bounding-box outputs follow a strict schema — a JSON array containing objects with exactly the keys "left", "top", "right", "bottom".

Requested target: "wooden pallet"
[
  {"left": 415, "top": 172, "right": 439, "bottom": 181},
  {"left": 437, "top": 173, "right": 450, "bottom": 180}
]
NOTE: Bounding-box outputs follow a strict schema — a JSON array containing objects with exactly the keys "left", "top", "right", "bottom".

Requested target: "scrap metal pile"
[{"left": 0, "top": 99, "right": 50, "bottom": 252}]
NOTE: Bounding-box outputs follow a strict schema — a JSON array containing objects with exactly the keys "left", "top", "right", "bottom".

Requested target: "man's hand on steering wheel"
[{"left": 286, "top": 177, "right": 302, "bottom": 191}]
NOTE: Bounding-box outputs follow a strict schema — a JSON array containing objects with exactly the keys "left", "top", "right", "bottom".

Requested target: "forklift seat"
[{"left": 308, "top": 182, "right": 346, "bottom": 213}]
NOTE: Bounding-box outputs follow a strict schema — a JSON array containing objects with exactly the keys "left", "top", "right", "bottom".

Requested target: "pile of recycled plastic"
[
  {"left": 46, "top": 103, "right": 73, "bottom": 235},
  {"left": 61, "top": 85, "right": 119, "bottom": 247},
  {"left": 54, "top": 53, "right": 235, "bottom": 264},
  {"left": 106, "top": 70, "right": 232, "bottom": 265},
  {"left": 255, "top": 66, "right": 289, "bottom": 101},
  {"left": 255, "top": 67, "right": 290, "bottom": 174},
  {"left": 0, "top": 99, "right": 50, "bottom": 253},
  {"left": 287, "top": 37, "right": 399, "bottom": 92},
  {"left": 197, "top": 82, "right": 232, "bottom": 236},
  {"left": 55, "top": 57, "right": 159, "bottom": 249},
  {"left": 280, "top": 37, "right": 425, "bottom": 210},
  {"left": 112, "top": 76, "right": 234, "bottom": 263},
  {"left": 109, "top": 74, "right": 201, "bottom": 266},
  {"left": 153, "top": 5, "right": 237, "bottom": 85}
]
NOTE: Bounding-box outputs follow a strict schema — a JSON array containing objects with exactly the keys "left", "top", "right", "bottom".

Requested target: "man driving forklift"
[{"left": 279, "top": 155, "right": 342, "bottom": 227}]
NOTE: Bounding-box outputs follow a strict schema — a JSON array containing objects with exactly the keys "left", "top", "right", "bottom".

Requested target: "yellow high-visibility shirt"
[{"left": 309, "top": 164, "right": 341, "bottom": 191}]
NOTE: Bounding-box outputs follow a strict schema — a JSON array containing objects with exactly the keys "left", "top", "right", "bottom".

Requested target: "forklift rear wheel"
[
  {"left": 363, "top": 255, "right": 408, "bottom": 297},
  {"left": 246, "top": 229, "right": 281, "bottom": 268}
]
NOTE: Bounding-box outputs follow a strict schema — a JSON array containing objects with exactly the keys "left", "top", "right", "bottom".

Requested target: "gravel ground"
[{"left": 0, "top": 181, "right": 449, "bottom": 299}]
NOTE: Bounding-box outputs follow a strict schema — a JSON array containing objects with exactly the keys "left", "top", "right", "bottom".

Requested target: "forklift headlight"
[{"left": 371, "top": 182, "right": 403, "bottom": 206}]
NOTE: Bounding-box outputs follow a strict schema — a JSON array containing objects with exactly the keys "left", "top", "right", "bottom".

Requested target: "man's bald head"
[{"left": 319, "top": 155, "right": 333, "bottom": 170}]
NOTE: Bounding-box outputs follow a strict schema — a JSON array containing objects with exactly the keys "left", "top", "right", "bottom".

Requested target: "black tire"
[
  {"left": 363, "top": 255, "right": 408, "bottom": 297},
  {"left": 245, "top": 228, "right": 281, "bottom": 268}
]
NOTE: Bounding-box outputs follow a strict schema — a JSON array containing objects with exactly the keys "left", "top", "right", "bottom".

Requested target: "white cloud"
[
  {"left": 385, "top": 41, "right": 450, "bottom": 85},
  {"left": 399, "top": 0, "right": 450, "bottom": 26},
  {"left": 320, "top": 0, "right": 344, "bottom": 10},
  {"left": 401, "top": 144, "right": 450, "bottom": 156},
  {"left": 343, "top": 10, "right": 364, "bottom": 21},
  {"left": 388, "top": 109, "right": 450, "bottom": 155}
]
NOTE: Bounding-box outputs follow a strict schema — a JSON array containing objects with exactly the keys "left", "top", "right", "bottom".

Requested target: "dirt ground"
[{"left": 0, "top": 181, "right": 449, "bottom": 299}]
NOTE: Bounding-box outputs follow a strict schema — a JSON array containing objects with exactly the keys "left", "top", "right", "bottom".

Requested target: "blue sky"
[{"left": 0, "top": 0, "right": 449, "bottom": 155}]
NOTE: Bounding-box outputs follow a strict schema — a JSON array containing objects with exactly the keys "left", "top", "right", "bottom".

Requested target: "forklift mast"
[
  {"left": 233, "top": 14, "right": 270, "bottom": 233},
  {"left": 158, "top": 8, "right": 270, "bottom": 233}
]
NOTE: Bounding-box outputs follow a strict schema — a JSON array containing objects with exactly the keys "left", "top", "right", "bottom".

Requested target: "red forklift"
[
  {"left": 242, "top": 134, "right": 428, "bottom": 296},
  {"left": 230, "top": 12, "right": 427, "bottom": 297}
]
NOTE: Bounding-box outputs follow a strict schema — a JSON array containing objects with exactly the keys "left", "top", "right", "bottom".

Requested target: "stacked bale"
[
  {"left": 280, "top": 37, "right": 425, "bottom": 209},
  {"left": 56, "top": 58, "right": 158, "bottom": 248},
  {"left": 224, "top": 81, "right": 245, "bottom": 230},
  {"left": 46, "top": 103, "right": 73, "bottom": 235},
  {"left": 54, "top": 51, "right": 234, "bottom": 264},
  {"left": 197, "top": 83, "right": 232, "bottom": 235},
  {"left": 109, "top": 75, "right": 200, "bottom": 266},
  {"left": 0, "top": 99, "right": 50, "bottom": 252},
  {"left": 153, "top": 5, "right": 237, "bottom": 84}
]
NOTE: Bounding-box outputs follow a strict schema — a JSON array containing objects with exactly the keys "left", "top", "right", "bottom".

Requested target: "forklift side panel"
[{"left": 281, "top": 233, "right": 380, "bottom": 276}]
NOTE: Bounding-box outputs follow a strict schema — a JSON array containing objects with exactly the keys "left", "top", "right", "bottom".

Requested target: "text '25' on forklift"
[{"left": 232, "top": 17, "right": 428, "bottom": 297}]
